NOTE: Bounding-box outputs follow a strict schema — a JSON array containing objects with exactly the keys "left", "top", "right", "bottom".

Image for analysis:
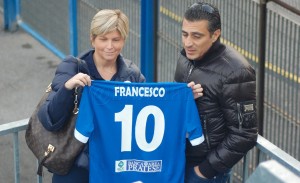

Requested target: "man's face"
[{"left": 182, "top": 19, "right": 219, "bottom": 60}]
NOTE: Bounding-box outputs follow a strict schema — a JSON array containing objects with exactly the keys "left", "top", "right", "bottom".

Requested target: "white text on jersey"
[{"left": 115, "top": 86, "right": 165, "bottom": 97}]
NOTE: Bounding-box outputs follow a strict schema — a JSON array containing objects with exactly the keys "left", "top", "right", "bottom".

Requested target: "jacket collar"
[
  {"left": 181, "top": 39, "right": 225, "bottom": 67},
  {"left": 80, "top": 49, "right": 130, "bottom": 81}
]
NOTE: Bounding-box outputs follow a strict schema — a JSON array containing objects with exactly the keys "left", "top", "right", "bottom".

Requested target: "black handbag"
[{"left": 25, "top": 57, "right": 85, "bottom": 176}]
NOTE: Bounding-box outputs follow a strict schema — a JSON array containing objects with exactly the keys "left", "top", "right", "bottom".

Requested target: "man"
[{"left": 174, "top": 2, "right": 258, "bottom": 183}]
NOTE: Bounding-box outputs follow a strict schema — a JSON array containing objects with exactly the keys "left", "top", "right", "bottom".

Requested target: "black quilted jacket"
[{"left": 174, "top": 40, "right": 258, "bottom": 178}]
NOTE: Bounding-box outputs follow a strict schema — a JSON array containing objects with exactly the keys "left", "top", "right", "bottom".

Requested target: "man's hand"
[
  {"left": 187, "top": 81, "right": 203, "bottom": 99},
  {"left": 194, "top": 166, "right": 207, "bottom": 179}
]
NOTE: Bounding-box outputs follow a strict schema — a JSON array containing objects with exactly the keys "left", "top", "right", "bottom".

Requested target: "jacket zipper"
[
  {"left": 237, "top": 103, "right": 243, "bottom": 130},
  {"left": 185, "top": 65, "right": 194, "bottom": 82},
  {"left": 203, "top": 116, "right": 211, "bottom": 150}
]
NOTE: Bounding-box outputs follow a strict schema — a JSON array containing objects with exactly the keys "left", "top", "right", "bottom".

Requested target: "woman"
[{"left": 38, "top": 9, "right": 145, "bottom": 183}]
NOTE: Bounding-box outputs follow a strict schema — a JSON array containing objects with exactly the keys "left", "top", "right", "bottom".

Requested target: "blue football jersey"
[{"left": 75, "top": 80, "right": 204, "bottom": 183}]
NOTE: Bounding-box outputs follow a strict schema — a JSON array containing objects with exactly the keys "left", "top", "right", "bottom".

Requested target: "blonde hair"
[{"left": 90, "top": 9, "right": 129, "bottom": 40}]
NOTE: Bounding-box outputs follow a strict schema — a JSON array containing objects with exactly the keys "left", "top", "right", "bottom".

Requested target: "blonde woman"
[{"left": 38, "top": 9, "right": 145, "bottom": 183}]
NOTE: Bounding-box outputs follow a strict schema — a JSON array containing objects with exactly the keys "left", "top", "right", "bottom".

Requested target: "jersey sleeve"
[
  {"left": 74, "top": 86, "right": 94, "bottom": 143},
  {"left": 185, "top": 88, "right": 204, "bottom": 146}
]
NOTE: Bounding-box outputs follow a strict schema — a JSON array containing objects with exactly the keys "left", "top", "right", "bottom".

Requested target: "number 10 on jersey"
[{"left": 115, "top": 105, "right": 165, "bottom": 152}]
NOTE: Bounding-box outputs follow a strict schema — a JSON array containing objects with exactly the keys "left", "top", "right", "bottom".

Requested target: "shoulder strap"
[{"left": 73, "top": 57, "right": 81, "bottom": 114}]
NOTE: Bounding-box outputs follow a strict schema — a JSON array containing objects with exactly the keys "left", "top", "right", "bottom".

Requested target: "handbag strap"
[
  {"left": 73, "top": 88, "right": 79, "bottom": 114},
  {"left": 37, "top": 144, "right": 55, "bottom": 176},
  {"left": 72, "top": 57, "right": 82, "bottom": 115}
]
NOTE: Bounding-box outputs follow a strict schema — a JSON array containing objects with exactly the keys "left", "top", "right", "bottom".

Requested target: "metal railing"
[
  {"left": 0, "top": 119, "right": 43, "bottom": 183},
  {"left": 1, "top": 119, "right": 300, "bottom": 183}
]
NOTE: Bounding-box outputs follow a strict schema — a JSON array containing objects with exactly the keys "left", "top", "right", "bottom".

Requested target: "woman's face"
[{"left": 91, "top": 30, "right": 125, "bottom": 62}]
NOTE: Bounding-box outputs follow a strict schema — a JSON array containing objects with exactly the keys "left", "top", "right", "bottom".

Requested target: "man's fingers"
[{"left": 187, "top": 81, "right": 195, "bottom": 87}]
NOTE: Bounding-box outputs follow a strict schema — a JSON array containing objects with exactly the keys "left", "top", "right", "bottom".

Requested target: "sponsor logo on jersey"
[{"left": 115, "top": 159, "right": 162, "bottom": 173}]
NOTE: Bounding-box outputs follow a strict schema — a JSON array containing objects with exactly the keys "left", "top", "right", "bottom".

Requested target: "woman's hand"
[
  {"left": 65, "top": 73, "right": 92, "bottom": 90},
  {"left": 187, "top": 81, "right": 203, "bottom": 99}
]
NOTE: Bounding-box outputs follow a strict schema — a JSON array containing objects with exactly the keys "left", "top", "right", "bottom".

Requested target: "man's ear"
[{"left": 212, "top": 29, "right": 221, "bottom": 42}]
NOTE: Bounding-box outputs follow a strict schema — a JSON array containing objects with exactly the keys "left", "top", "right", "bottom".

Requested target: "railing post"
[
  {"left": 69, "top": 0, "right": 78, "bottom": 56},
  {"left": 256, "top": 0, "right": 267, "bottom": 167},
  {"left": 257, "top": 0, "right": 267, "bottom": 136},
  {"left": 243, "top": 153, "right": 250, "bottom": 183},
  {"left": 140, "top": 0, "right": 158, "bottom": 82},
  {"left": 3, "top": 0, "right": 18, "bottom": 31},
  {"left": 13, "top": 132, "right": 20, "bottom": 183}
]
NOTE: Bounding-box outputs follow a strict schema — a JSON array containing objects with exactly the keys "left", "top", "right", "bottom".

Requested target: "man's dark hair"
[{"left": 184, "top": 2, "right": 221, "bottom": 35}]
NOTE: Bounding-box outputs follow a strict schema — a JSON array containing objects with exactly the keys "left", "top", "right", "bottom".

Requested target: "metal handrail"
[
  {"left": 1, "top": 119, "right": 300, "bottom": 183},
  {"left": 256, "top": 135, "right": 300, "bottom": 176},
  {"left": 0, "top": 119, "right": 42, "bottom": 183},
  {"left": 241, "top": 135, "right": 300, "bottom": 182},
  {"left": 0, "top": 118, "right": 28, "bottom": 136},
  {"left": 270, "top": 0, "right": 300, "bottom": 16}
]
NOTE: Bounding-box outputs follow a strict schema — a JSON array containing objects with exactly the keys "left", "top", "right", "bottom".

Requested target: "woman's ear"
[{"left": 90, "top": 35, "right": 94, "bottom": 47}]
